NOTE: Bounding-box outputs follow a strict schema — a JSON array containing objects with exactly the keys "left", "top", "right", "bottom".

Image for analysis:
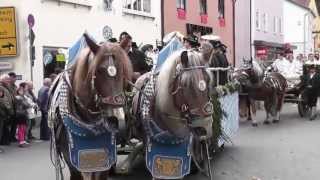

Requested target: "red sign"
[
  {"left": 200, "top": 14, "right": 208, "bottom": 24},
  {"left": 177, "top": 8, "right": 186, "bottom": 20},
  {"left": 219, "top": 17, "right": 225, "bottom": 27},
  {"left": 257, "top": 49, "right": 267, "bottom": 55}
]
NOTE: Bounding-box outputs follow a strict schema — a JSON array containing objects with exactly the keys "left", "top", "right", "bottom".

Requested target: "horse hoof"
[
  {"left": 272, "top": 120, "right": 280, "bottom": 124},
  {"left": 251, "top": 123, "right": 258, "bottom": 127},
  {"left": 247, "top": 117, "right": 252, "bottom": 121},
  {"left": 263, "top": 121, "right": 270, "bottom": 125}
]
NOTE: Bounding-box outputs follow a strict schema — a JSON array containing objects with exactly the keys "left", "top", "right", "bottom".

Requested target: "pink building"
[{"left": 162, "top": 0, "right": 235, "bottom": 65}]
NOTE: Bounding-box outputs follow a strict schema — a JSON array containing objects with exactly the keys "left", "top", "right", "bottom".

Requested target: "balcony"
[
  {"left": 177, "top": 8, "right": 186, "bottom": 20},
  {"left": 42, "top": 0, "right": 92, "bottom": 9},
  {"left": 200, "top": 14, "right": 208, "bottom": 24}
]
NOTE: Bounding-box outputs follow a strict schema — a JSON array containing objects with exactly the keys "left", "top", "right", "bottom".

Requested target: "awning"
[{"left": 253, "top": 40, "right": 297, "bottom": 50}]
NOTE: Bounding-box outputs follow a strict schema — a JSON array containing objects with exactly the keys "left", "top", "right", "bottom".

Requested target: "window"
[
  {"left": 199, "top": 0, "right": 207, "bottom": 15},
  {"left": 278, "top": 17, "right": 282, "bottom": 34},
  {"left": 255, "top": 10, "right": 260, "bottom": 30},
  {"left": 104, "top": 0, "right": 113, "bottom": 10},
  {"left": 273, "top": 16, "right": 277, "bottom": 33},
  {"left": 123, "top": 0, "right": 151, "bottom": 13},
  {"left": 262, "top": 13, "right": 268, "bottom": 32},
  {"left": 218, "top": 0, "right": 225, "bottom": 19},
  {"left": 177, "top": 0, "right": 187, "bottom": 19},
  {"left": 177, "top": 0, "right": 186, "bottom": 10}
]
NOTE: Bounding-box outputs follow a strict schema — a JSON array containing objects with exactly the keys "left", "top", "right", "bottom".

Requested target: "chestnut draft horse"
[
  {"left": 48, "top": 33, "right": 132, "bottom": 180},
  {"left": 233, "top": 59, "right": 287, "bottom": 126}
]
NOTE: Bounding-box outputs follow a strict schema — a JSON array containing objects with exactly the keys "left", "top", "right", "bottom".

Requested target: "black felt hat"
[{"left": 183, "top": 34, "right": 200, "bottom": 47}]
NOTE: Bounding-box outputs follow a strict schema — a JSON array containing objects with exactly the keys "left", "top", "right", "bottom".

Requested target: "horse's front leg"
[
  {"left": 263, "top": 100, "right": 271, "bottom": 125},
  {"left": 82, "top": 172, "right": 107, "bottom": 180}
]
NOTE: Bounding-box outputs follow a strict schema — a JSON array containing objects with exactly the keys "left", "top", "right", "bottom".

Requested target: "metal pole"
[{"left": 29, "top": 27, "right": 33, "bottom": 81}]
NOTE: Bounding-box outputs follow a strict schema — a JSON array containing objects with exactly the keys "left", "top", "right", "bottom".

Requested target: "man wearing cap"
[
  {"left": 7, "top": 72, "right": 18, "bottom": 142},
  {"left": 301, "top": 64, "right": 320, "bottom": 120},
  {"left": 183, "top": 34, "right": 200, "bottom": 50}
]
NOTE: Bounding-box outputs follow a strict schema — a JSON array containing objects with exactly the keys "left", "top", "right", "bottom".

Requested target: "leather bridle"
[
  {"left": 65, "top": 53, "right": 126, "bottom": 115},
  {"left": 171, "top": 65, "right": 214, "bottom": 119}
]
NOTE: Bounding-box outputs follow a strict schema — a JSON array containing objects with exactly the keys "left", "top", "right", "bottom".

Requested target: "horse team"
[{"left": 48, "top": 32, "right": 303, "bottom": 180}]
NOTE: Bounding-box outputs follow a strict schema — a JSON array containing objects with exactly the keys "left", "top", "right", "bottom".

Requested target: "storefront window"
[{"left": 43, "top": 47, "right": 67, "bottom": 78}]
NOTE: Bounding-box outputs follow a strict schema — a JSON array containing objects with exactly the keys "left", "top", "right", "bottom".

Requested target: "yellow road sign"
[
  {"left": 0, "top": 38, "right": 17, "bottom": 56},
  {"left": 0, "top": 7, "right": 17, "bottom": 57}
]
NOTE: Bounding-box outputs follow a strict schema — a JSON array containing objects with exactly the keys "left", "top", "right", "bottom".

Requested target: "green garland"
[{"left": 210, "top": 82, "right": 240, "bottom": 149}]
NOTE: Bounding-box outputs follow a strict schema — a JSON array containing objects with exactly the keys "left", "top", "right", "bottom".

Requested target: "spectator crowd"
[{"left": 0, "top": 72, "right": 53, "bottom": 153}]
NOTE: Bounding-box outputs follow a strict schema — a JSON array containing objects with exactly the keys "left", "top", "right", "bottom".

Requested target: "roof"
[
  {"left": 288, "top": 0, "right": 310, "bottom": 7},
  {"left": 286, "top": 0, "right": 316, "bottom": 17},
  {"left": 316, "top": 0, "right": 320, "bottom": 15}
]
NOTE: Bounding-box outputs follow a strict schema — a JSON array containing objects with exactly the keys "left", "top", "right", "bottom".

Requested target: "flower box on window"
[
  {"left": 219, "top": 17, "right": 225, "bottom": 27},
  {"left": 200, "top": 14, "right": 208, "bottom": 24},
  {"left": 177, "top": 8, "right": 186, "bottom": 20}
]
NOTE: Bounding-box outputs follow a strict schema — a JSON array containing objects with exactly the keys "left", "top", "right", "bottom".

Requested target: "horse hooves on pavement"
[
  {"left": 272, "top": 120, "right": 280, "bottom": 124},
  {"left": 251, "top": 123, "right": 258, "bottom": 127},
  {"left": 263, "top": 121, "right": 270, "bottom": 125}
]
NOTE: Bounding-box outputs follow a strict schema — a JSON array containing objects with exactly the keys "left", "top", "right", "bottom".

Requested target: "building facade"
[
  {"left": 284, "top": 0, "right": 315, "bottom": 56},
  {"left": 309, "top": 0, "right": 320, "bottom": 52},
  {"left": 162, "top": 0, "right": 235, "bottom": 65},
  {"left": 0, "top": 0, "right": 161, "bottom": 91},
  {"left": 235, "top": 0, "right": 251, "bottom": 67},
  {"left": 251, "top": 0, "right": 285, "bottom": 61}
]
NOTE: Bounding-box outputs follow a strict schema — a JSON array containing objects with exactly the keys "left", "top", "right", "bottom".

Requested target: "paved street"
[{"left": 1, "top": 104, "right": 320, "bottom": 180}]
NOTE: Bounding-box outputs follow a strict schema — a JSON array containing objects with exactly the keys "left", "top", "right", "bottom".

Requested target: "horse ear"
[
  {"left": 181, "top": 51, "right": 189, "bottom": 68},
  {"left": 84, "top": 33, "right": 100, "bottom": 55}
]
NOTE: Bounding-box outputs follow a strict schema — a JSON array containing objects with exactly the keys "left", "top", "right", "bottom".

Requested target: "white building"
[
  {"left": 251, "top": 0, "right": 285, "bottom": 61},
  {"left": 235, "top": 0, "right": 251, "bottom": 67},
  {"left": 284, "top": 0, "right": 315, "bottom": 56},
  {"left": 0, "top": 0, "right": 161, "bottom": 91}
]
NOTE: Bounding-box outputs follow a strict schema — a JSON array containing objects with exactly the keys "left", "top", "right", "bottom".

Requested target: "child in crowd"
[{"left": 15, "top": 85, "right": 34, "bottom": 147}]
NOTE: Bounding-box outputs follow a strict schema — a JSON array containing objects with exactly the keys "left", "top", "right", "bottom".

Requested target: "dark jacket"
[
  {"left": 301, "top": 72, "right": 320, "bottom": 91},
  {"left": 128, "top": 48, "right": 152, "bottom": 75},
  {"left": 0, "top": 84, "right": 14, "bottom": 118},
  {"left": 209, "top": 51, "right": 229, "bottom": 86},
  {"left": 38, "top": 86, "right": 50, "bottom": 112}
]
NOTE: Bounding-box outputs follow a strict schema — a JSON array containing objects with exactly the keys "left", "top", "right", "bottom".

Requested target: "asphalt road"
[{"left": 0, "top": 104, "right": 320, "bottom": 180}]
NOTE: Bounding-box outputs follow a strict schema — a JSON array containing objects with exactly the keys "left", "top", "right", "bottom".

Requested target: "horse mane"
[
  {"left": 156, "top": 50, "right": 204, "bottom": 115},
  {"left": 252, "top": 59, "right": 263, "bottom": 77}
]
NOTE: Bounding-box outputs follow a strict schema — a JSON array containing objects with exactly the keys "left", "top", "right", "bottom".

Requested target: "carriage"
[
  {"left": 284, "top": 64, "right": 320, "bottom": 117},
  {"left": 48, "top": 32, "right": 239, "bottom": 180}
]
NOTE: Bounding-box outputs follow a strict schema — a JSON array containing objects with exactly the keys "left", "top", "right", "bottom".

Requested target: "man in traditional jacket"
[
  {"left": 0, "top": 75, "right": 15, "bottom": 145},
  {"left": 7, "top": 72, "right": 18, "bottom": 142},
  {"left": 207, "top": 40, "right": 230, "bottom": 86},
  {"left": 301, "top": 65, "right": 320, "bottom": 120}
]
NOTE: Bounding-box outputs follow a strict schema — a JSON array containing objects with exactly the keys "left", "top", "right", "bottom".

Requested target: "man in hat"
[
  {"left": 284, "top": 49, "right": 302, "bottom": 82},
  {"left": 301, "top": 64, "right": 320, "bottom": 120},
  {"left": 183, "top": 34, "right": 200, "bottom": 50}
]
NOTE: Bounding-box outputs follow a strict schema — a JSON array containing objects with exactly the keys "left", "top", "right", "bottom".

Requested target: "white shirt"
[
  {"left": 305, "top": 59, "right": 320, "bottom": 65},
  {"left": 272, "top": 57, "right": 290, "bottom": 75}
]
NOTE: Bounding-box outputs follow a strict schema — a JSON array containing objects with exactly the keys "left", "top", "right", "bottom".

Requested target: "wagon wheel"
[{"left": 298, "top": 93, "right": 310, "bottom": 117}]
